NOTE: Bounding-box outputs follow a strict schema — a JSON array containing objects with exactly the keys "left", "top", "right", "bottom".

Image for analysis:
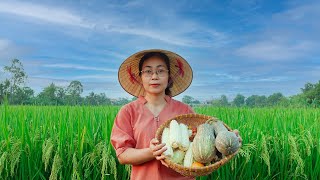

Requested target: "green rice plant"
[
  {"left": 288, "top": 134, "right": 306, "bottom": 179},
  {"left": 0, "top": 104, "right": 319, "bottom": 179},
  {"left": 9, "top": 138, "right": 22, "bottom": 177},
  {"left": 49, "top": 152, "right": 62, "bottom": 180},
  {"left": 42, "top": 138, "right": 54, "bottom": 172},
  {"left": 0, "top": 151, "right": 8, "bottom": 178},
  {"left": 72, "top": 153, "right": 80, "bottom": 180},
  {"left": 260, "top": 134, "right": 270, "bottom": 176}
]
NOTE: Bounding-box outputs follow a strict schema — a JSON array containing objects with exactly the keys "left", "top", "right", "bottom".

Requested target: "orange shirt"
[{"left": 111, "top": 96, "right": 195, "bottom": 180}]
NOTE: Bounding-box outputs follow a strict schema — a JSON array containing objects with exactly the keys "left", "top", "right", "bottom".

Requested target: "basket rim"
[{"left": 155, "top": 113, "right": 242, "bottom": 177}]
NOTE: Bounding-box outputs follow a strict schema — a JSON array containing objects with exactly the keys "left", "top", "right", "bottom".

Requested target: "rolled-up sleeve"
[{"left": 110, "top": 106, "right": 136, "bottom": 157}]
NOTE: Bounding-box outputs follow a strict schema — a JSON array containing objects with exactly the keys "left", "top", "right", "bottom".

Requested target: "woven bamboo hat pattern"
[{"left": 118, "top": 49, "right": 193, "bottom": 97}]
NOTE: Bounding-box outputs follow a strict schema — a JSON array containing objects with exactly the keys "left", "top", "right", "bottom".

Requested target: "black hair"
[{"left": 138, "top": 52, "right": 173, "bottom": 96}]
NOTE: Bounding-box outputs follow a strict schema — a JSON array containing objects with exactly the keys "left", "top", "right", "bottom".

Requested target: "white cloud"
[
  {"left": 234, "top": 1, "right": 319, "bottom": 61},
  {"left": 236, "top": 40, "right": 315, "bottom": 60},
  {"left": 42, "top": 63, "right": 117, "bottom": 72},
  {"left": 0, "top": 39, "right": 29, "bottom": 65},
  {"left": 0, "top": 1, "right": 228, "bottom": 48},
  {"left": 0, "top": 39, "right": 10, "bottom": 50},
  {"left": 0, "top": 1, "right": 93, "bottom": 28},
  {"left": 27, "top": 76, "right": 70, "bottom": 88},
  {"left": 103, "top": 50, "right": 127, "bottom": 60},
  {"left": 71, "top": 75, "right": 118, "bottom": 81}
]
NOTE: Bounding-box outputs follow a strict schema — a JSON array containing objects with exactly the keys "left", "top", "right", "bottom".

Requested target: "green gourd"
[
  {"left": 207, "top": 119, "right": 228, "bottom": 136},
  {"left": 215, "top": 131, "right": 240, "bottom": 156},
  {"left": 192, "top": 123, "right": 216, "bottom": 163}
]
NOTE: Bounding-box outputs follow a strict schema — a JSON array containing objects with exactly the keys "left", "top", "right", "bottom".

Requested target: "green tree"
[
  {"left": 211, "top": 99, "right": 221, "bottom": 106},
  {"left": 220, "top": 95, "right": 229, "bottom": 106},
  {"left": 85, "top": 92, "right": 98, "bottom": 105},
  {"left": 233, "top": 94, "right": 245, "bottom": 107},
  {"left": 97, "top": 93, "right": 111, "bottom": 105},
  {"left": 56, "top": 87, "right": 66, "bottom": 104},
  {"left": 182, "top": 95, "right": 201, "bottom": 106},
  {"left": 267, "top": 92, "right": 285, "bottom": 106},
  {"left": 37, "top": 83, "right": 60, "bottom": 105},
  {"left": 66, "top": 80, "right": 83, "bottom": 105},
  {"left": 3, "top": 59, "right": 27, "bottom": 103},
  {"left": 113, "top": 98, "right": 130, "bottom": 106},
  {"left": 0, "top": 80, "right": 10, "bottom": 104},
  {"left": 210, "top": 95, "right": 229, "bottom": 107},
  {"left": 182, "top": 95, "right": 193, "bottom": 104},
  {"left": 12, "top": 87, "right": 34, "bottom": 105},
  {"left": 301, "top": 81, "right": 320, "bottom": 107},
  {"left": 246, "top": 95, "right": 267, "bottom": 107},
  {"left": 289, "top": 94, "right": 307, "bottom": 107},
  {"left": 85, "top": 92, "right": 112, "bottom": 105}
]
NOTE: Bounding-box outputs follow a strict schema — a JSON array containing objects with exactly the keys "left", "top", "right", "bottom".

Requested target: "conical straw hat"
[{"left": 118, "top": 49, "right": 193, "bottom": 97}]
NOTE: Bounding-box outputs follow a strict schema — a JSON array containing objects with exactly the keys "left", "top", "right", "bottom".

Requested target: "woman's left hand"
[{"left": 149, "top": 138, "right": 169, "bottom": 167}]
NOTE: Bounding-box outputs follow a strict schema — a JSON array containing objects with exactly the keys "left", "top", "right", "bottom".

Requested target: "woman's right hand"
[{"left": 149, "top": 138, "right": 169, "bottom": 167}]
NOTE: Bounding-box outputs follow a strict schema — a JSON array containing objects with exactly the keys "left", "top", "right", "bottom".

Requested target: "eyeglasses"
[{"left": 140, "top": 69, "right": 169, "bottom": 77}]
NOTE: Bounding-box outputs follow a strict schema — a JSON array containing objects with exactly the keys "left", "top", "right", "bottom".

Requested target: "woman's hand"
[
  {"left": 232, "top": 129, "right": 243, "bottom": 143},
  {"left": 149, "top": 138, "right": 169, "bottom": 167}
]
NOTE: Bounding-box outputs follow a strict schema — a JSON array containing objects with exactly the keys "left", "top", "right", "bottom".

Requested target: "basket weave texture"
[{"left": 155, "top": 113, "right": 241, "bottom": 177}]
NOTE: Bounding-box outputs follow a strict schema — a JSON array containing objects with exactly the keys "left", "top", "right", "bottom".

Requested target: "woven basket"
[{"left": 155, "top": 113, "right": 241, "bottom": 177}]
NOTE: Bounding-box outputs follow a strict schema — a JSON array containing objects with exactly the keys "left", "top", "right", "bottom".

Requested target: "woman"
[{"left": 111, "top": 49, "right": 240, "bottom": 180}]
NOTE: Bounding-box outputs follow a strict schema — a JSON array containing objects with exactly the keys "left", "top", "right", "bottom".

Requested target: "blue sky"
[{"left": 0, "top": 0, "right": 319, "bottom": 101}]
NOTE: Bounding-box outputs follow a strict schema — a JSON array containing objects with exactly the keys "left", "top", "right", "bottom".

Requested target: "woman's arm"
[{"left": 118, "top": 139, "right": 167, "bottom": 165}]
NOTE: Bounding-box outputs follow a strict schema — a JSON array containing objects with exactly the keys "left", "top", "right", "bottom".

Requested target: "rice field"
[{"left": 0, "top": 105, "right": 319, "bottom": 180}]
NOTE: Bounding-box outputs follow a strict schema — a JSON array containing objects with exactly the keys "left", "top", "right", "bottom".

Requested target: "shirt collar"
[{"left": 138, "top": 95, "right": 171, "bottom": 104}]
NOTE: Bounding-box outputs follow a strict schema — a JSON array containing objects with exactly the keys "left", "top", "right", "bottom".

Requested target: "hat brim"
[{"left": 118, "top": 49, "right": 193, "bottom": 97}]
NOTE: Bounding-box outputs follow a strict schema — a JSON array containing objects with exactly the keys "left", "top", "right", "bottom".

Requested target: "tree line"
[
  {"left": 0, "top": 59, "right": 131, "bottom": 106},
  {"left": 1, "top": 59, "right": 320, "bottom": 107},
  {"left": 182, "top": 85, "right": 320, "bottom": 108}
]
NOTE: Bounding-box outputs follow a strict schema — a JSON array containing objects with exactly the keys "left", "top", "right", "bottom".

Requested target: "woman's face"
[{"left": 141, "top": 56, "right": 169, "bottom": 96}]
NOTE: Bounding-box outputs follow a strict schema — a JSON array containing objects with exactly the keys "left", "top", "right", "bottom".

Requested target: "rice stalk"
[
  {"left": 9, "top": 139, "right": 21, "bottom": 177},
  {"left": 108, "top": 155, "right": 117, "bottom": 180},
  {"left": 79, "top": 126, "right": 86, "bottom": 157},
  {"left": 93, "top": 122, "right": 101, "bottom": 143},
  {"left": 72, "top": 153, "right": 80, "bottom": 180},
  {"left": 301, "top": 134, "right": 311, "bottom": 156},
  {"left": 42, "top": 138, "right": 54, "bottom": 172},
  {"left": 100, "top": 144, "right": 108, "bottom": 180},
  {"left": 82, "top": 152, "right": 92, "bottom": 179},
  {"left": 0, "top": 152, "right": 8, "bottom": 177},
  {"left": 49, "top": 152, "right": 62, "bottom": 180},
  {"left": 260, "top": 134, "right": 270, "bottom": 176},
  {"left": 305, "top": 131, "right": 314, "bottom": 148},
  {"left": 124, "top": 164, "right": 131, "bottom": 179},
  {"left": 107, "top": 145, "right": 118, "bottom": 179},
  {"left": 288, "top": 135, "right": 306, "bottom": 179},
  {"left": 238, "top": 143, "right": 256, "bottom": 163},
  {"left": 82, "top": 148, "right": 98, "bottom": 179}
]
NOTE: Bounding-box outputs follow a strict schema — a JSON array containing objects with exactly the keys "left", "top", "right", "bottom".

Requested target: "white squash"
[
  {"left": 183, "top": 142, "right": 194, "bottom": 167},
  {"left": 169, "top": 120, "right": 181, "bottom": 149},
  {"left": 162, "top": 127, "right": 173, "bottom": 157},
  {"left": 179, "top": 123, "right": 190, "bottom": 151}
]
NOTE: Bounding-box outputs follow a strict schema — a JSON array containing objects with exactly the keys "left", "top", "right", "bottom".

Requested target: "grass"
[{"left": 0, "top": 105, "right": 319, "bottom": 179}]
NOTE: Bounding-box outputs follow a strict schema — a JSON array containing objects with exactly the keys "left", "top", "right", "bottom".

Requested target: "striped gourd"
[
  {"left": 215, "top": 131, "right": 240, "bottom": 156},
  {"left": 192, "top": 123, "right": 216, "bottom": 163}
]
